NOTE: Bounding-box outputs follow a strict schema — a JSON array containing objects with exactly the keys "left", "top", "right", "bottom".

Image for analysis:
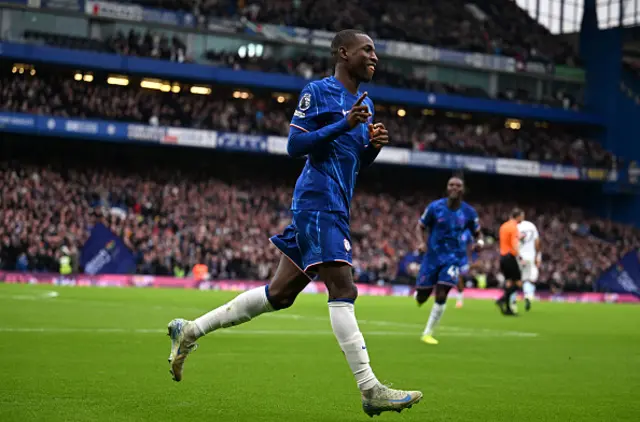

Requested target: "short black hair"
[
  {"left": 330, "top": 29, "right": 366, "bottom": 62},
  {"left": 511, "top": 208, "right": 524, "bottom": 218},
  {"left": 451, "top": 170, "right": 465, "bottom": 182}
]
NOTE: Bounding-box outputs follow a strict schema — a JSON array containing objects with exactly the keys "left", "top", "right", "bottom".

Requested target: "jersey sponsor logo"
[
  {"left": 293, "top": 110, "right": 306, "bottom": 118},
  {"left": 344, "top": 238, "right": 351, "bottom": 252},
  {"left": 298, "top": 93, "right": 311, "bottom": 111}
]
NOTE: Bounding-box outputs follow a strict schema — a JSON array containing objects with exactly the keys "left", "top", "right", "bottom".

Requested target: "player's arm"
[
  {"left": 466, "top": 239, "right": 473, "bottom": 263},
  {"left": 287, "top": 89, "right": 370, "bottom": 158},
  {"left": 415, "top": 223, "right": 429, "bottom": 254},
  {"left": 468, "top": 208, "right": 485, "bottom": 249},
  {"left": 535, "top": 234, "right": 541, "bottom": 267},
  {"left": 511, "top": 227, "right": 520, "bottom": 257},
  {"left": 415, "top": 204, "right": 433, "bottom": 253}
]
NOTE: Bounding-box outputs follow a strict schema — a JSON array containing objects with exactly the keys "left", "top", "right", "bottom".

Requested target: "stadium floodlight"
[
  {"left": 190, "top": 86, "right": 211, "bottom": 95},
  {"left": 107, "top": 76, "right": 129, "bottom": 86},
  {"left": 505, "top": 118, "right": 522, "bottom": 130},
  {"left": 140, "top": 79, "right": 164, "bottom": 90}
]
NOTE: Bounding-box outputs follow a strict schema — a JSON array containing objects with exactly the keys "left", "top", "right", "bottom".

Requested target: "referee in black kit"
[{"left": 497, "top": 208, "right": 524, "bottom": 315}]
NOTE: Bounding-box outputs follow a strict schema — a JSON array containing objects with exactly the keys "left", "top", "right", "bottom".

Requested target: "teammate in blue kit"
[
  {"left": 455, "top": 229, "right": 474, "bottom": 308},
  {"left": 166, "top": 29, "right": 422, "bottom": 417},
  {"left": 414, "top": 176, "right": 483, "bottom": 344}
]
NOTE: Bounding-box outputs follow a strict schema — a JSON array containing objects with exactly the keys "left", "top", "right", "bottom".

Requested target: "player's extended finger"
[
  {"left": 354, "top": 92, "right": 368, "bottom": 106},
  {"left": 353, "top": 111, "right": 371, "bottom": 120},
  {"left": 351, "top": 105, "right": 369, "bottom": 113},
  {"left": 373, "top": 122, "right": 385, "bottom": 129}
]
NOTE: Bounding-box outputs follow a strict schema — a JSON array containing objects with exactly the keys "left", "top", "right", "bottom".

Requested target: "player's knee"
[
  {"left": 415, "top": 289, "right": 430, "bottom": 305},
  {"left": 320, "top": 263, "right": 358, "bottom": 301},
  {"left": 434, "top": 285, "right": 451, "bottom": 304},
  {"left": 328, "top": 282, "right": 358, "bottom": 301},
  {"left": 266, "top": 285, "right": 298, "bottom": 310}
]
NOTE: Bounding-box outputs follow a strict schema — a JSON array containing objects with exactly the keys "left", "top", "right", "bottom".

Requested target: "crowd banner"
[
  {"left": 596, "top": 249, "right": 640, "bottom": 297},
  {"left": 80, "top": 223, "right": 136, "bottom": 275}
]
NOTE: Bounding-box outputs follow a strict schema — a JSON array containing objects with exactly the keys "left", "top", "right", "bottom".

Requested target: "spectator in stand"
[
  {"left": 23, "top": 29, "right": 191, "bottom": 63},
  {"left": 1, "top": 141, "right": 638, "bottom": 292},
  {"left": 20, "top": 26, "right": 578, "bottom": 108},
  {"left": 0, "top": 72, "right": 612, "bottom": 168},
  {"left": 109, "top": 0, "right": 580, "bottom": 65}
]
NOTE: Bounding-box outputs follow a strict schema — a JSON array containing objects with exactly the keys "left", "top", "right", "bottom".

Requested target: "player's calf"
[
  {"left": 523, "top": 280, "right": 536, "bottom": 311},
  {"left": 165, "top": 256, "right": 308, "bottom": 382},
  {"left": 321, "top": 263, "right": 378, "bottom": 391},
  {"left": 421, "top": 283, "right": 452, "bottom": 344},
  {"left": 320, "top": 262, "right": 422, "bottom": 408}
]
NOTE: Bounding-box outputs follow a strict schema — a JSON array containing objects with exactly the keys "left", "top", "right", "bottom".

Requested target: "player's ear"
[{"left": 338, "top": 46, "right": 349, "bottom": 61}]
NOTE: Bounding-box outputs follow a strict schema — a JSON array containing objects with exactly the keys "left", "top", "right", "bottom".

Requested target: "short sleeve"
[
  {"left": 467, "top": 207, "right": 480, "bottom": 232},
  {"left": 290, "top": 83, "right": 324, "bottom": 133},
  {"left": 419, "top": 203, "right": 435, "bottom": 228}
]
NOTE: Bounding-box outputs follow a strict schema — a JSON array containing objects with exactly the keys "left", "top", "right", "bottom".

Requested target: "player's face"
[
  {"left": 346, "top": 34, "right": 378, "bottom": 82},
  {"left": 447, "top": 178, "right": 464, "bottom": 199}
]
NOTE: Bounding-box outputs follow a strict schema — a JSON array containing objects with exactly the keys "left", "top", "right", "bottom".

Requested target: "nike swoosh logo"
[
  {"left": 389, "top": 394, "right": 413, "bottom": 403},
  {"left": 342, "top": 110, "right": 348, "bottom": 116}
]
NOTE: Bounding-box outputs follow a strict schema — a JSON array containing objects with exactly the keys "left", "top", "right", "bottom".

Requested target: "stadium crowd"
[
  {"left": 0, "top": 138, "right": 638, "bottom": 294},
  {"left": 19, "top": 28, "right": 577, "bottom": 108},
  {"left": 121, "top": 0, "right": 578, "bottom": 66},
  {"left": 0, "top": 73, "right": 610, "bottom": 168},
  {"left": 23, "top": 30, "right": 190, "bottom": 63}
]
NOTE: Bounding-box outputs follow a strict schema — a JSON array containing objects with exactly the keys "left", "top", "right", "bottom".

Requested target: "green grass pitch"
[{"left": 1, "top": 283, "right": 639, "bottom": 422}]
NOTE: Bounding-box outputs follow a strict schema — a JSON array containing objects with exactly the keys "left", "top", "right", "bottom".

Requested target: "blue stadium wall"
[{"left": 581, "top": 0, "right": 640, "bottom": 225}]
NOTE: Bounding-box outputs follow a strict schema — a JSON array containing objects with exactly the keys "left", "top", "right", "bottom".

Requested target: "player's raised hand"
[
  {"left": 347, "top": 92, "right": 371, "bottom": 128},
  {"left": 368, "top": 123, "right": 389, "bottom": 149}
]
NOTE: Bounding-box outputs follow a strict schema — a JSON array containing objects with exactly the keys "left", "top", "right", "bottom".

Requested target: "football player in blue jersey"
[
  {"left": 414, "top": 176, "right": 483, "bottom": 344},
  {"left": 455, "top": 229, "right": 474, "bottom": 309},
  {"left": 166, "top": 29, "right": 422, "bottom": 417}
]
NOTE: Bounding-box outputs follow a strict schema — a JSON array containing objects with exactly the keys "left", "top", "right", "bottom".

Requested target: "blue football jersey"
[
  {"left": 419, "top": 198, "right": 479, "bottom": 266},
  {"left": 288, "top": 76, "right": 375, "bottom": 215}
]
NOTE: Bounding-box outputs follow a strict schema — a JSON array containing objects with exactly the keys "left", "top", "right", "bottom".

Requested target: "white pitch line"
[
  {"left": 0, "top": 327, "right": 537, "bottom": 337},
  {"left": 266, "top": 313, "right": 539, "bottom": 337},
  {"left": 0, "top": 291, "right": 538, "bottom": 338},
  {"left": 1, "top": 291, "right": 59, "bottom": 301}
]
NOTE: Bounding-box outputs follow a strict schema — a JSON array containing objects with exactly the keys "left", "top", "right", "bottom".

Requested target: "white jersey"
[{"left": 517, "top": 220, "right": 539, "bottom": 262}]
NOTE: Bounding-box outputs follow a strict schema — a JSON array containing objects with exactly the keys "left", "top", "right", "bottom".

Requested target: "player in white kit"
[{"left": 516, "top": 219, "right": 540, "bottom": 312}]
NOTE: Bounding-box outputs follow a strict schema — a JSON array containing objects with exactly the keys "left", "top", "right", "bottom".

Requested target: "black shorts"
[{"left": 500, "top": 254, "right": 521, "bottom": 281}]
